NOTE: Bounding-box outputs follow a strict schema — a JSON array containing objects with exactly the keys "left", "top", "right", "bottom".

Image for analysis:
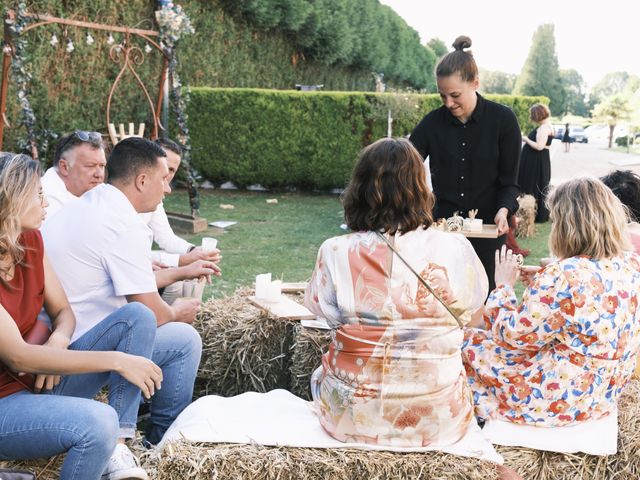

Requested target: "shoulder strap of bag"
[{"left": 376, "top": 231, "right": 464, "bottom": 329}]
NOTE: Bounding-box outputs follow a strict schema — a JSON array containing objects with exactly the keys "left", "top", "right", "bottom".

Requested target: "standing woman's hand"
[
  {"left": 494, "top": 245, "right": 520, "bottom": 288},
  {"left": 494, "top": 207, "right": 510, "bottom": 235}
]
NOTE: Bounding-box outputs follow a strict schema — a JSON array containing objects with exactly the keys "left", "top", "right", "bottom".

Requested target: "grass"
[
  {"left": 164, "top": 189, "right": 552, "bottom": 301},
  {"left": 163, "top": 189, "right": 344, "bottom": 298}
]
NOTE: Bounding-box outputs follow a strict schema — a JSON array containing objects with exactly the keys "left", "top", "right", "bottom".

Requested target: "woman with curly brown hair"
[{"left": 305, "top": 137, "right": 489, "bottom": 448}]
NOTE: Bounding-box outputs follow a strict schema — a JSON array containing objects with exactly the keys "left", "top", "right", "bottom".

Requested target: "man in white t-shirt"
[
  {"left": 141, "top": 138, "right": 221, "bottom": 303},
  {"left": 41, "top": 130, "right": 106, "bottom": 219},
  {"left": 42, "top": 137, "right": 202, "bottom": 448},
  {"left": 42, "top": 133, "right": 219, "bottom": 295}
]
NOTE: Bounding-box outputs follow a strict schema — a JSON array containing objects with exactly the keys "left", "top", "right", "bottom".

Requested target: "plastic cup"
[{"left": 201, "top": 237, "right": 218, "bottom": 252}]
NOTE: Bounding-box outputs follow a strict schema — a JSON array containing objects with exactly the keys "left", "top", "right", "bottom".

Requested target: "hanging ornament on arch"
[
  {"left": 50, "top": 33, "right": 59, "bottom": 47},
  {"left": 66, "top": 38, "right": 74, "bottom": 53},
  {"left": 107, "top": 33, "right": 115, "bottom": 45},
  {"left": 86, "top": 32, "right": 94, "bottom": 46}
]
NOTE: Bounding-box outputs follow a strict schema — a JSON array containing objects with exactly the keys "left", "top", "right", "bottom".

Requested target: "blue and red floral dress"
[{"left": 462, "top": 253, "right": 640, "bottom": 426}]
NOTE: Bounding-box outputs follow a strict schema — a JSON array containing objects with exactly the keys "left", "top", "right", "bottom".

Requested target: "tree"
[
  {"left": 591, "top": 72, "right": 631, "bottom": 103},
  {"left": 591, "top": 95, "right": 632, "bottom": 148},
  {"left": 426, "top": 37, "right": 448, "bottom": 59},
  {"left": 513, "top": 24, "right": 564, "bottom": 115},
  {"left": 480, "top": 69, "right": 516, "bottom": 94},
  {"left": 560, "top": 69, "right": 588, "bottom": 116}
]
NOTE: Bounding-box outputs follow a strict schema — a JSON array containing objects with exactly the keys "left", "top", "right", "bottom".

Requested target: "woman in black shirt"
[{"left": 410, "top": 36, "right": 521, "bottom": 291}]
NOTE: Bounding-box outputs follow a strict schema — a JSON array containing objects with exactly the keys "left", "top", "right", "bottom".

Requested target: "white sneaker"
[{"left": 101, "top": 443, "right": 148, "bottom": 480}]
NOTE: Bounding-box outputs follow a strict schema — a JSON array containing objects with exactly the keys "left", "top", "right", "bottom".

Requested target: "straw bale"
[
  {"left": 152, "top": 441, "right": 499, "bottom": 480},
  {"left": 497, "top": 379, "right": 640, "bottom": 479},
  {"left": 515, "top": 194, "right": 537, "bottom": 238},
  {"left": 0, "top": 457, "right": 62, "bottom": 480},
  {"left": 193, "top": 288, "right": 296, "bottom": 398},
  {"left": 289, "top": 323, "right": 331, "bottom": 399},
  {"left": 0, "top": 434, "right": 148, "bottom": 480}
]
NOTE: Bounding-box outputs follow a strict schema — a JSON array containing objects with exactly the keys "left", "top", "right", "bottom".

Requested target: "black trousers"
[{"left": 468, "top": 235, "right": 506, "bottom": 293}]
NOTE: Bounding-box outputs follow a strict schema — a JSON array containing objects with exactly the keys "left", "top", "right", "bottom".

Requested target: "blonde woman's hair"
[
  {"left": 547, "top": 177, "right": 631, "bottom": 259},
  {"left": 0, "top": 153, "right": 41, "bottom": 284}
]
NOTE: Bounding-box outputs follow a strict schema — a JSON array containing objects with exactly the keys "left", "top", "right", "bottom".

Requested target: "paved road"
[{"left": 549, "top": 138, "right": 640, "bottom": 185}]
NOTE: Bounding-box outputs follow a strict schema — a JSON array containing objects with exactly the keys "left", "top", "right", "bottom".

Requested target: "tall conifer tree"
[{"left": 514, "top": 24, "right": 565, "bottom": 114}]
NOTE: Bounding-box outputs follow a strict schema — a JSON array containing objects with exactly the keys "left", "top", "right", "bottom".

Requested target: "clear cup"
[{"left": 182, "top": 279, "right": 205, "bottom": 300}]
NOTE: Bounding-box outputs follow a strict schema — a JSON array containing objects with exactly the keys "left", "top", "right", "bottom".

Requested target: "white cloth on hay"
[
  {"left": 481, "top": 410, "right": 617, "bottom": 456},
  {"left": 158, "top": 389, "right": 503, "bottom": 464}
]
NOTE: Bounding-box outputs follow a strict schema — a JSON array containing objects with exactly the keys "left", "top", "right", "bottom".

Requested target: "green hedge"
[
  {"left": 1, "top": 0, "right": 389, "bottom": 157},
  {"left": 188, "top": 88, "right": 546, "bottom": 189}
]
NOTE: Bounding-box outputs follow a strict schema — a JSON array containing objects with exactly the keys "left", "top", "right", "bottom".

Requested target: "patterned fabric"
[
  {"left": 305, "top": 228, "right": 488, "bottom": 447},
  {"left": 463, "top": 254, "right": 640, "bottom": 426}
]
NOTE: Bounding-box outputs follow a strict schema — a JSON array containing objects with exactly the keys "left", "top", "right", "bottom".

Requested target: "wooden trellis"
[{"left": 0, "top": 9, "right": 169, "bottom": 156}]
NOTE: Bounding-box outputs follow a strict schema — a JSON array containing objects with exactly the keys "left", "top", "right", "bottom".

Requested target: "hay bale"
[
  {"left": 0, "top": 434, "right": 149, "bottom": 480},
  {"left": 152, "top": 442, "right": 499, "bottom": 480},
  {"left": 515, "top": 194, "right": 537, "bottom": 238},
  {"left": 0, "top": 457, "right": 62, "bottom": 480},
  {"left": 289, "top": 324, "right": 331, "bottom": 400},
  {"left": 194, "top": 288, "right": 296, "bottom": 398},
  {"left": 499, "top": 380, "right": 640, "bottom": 479}
]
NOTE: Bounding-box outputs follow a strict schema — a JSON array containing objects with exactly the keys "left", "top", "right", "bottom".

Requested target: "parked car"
[
  {"left": 554, "top": 125, "right": 588, "bottom": 143},
  {"left": 584, "top": 124, "right": 609, "bottom": 141},
  {"left": 571, "top": 126, "right": 588, "bottom": 143}
]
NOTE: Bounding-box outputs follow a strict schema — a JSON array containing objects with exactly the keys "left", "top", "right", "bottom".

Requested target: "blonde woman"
[
  {"left": 0, "top": 153, "right": 162, "bottom": 480},
  {"left": 463, "top": 177, "right": 640, "bottom": 427},
  {"left": 517, "top": 103, "right": 555, "bottom": 222}
]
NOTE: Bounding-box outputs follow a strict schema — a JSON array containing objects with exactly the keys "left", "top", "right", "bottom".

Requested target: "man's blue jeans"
[
  {"left": 146, "top": 322, "right": 202, "bottom": 444},
  {"left": 58, "top": 307, "right": 202, "bottom": 444},
  {"left": 0, "top": 302, "right": 155, "bottom": 480}
]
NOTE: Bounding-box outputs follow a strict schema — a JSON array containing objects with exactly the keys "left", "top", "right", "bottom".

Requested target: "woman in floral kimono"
[
  {"left": 463, "top": 177, "right": 640, "bottom": 426},
  {"left": 305, "top": 137, "right": 489, "bottom": 447}
]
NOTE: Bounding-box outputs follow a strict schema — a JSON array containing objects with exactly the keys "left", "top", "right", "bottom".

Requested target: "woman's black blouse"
[{"left": 409, "top": 94, "right": 521, "bottom": 222}]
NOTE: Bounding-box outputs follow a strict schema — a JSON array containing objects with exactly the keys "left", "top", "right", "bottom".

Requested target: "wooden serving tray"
[
  {"left": 281, "top": 282, "right": 308, "bottom": 293},
  {"left": 458, "top": 224, "right": 499, "bottom": 239},
  {"left": 247, "top": 295, "right": 316, "bottom": 320}
]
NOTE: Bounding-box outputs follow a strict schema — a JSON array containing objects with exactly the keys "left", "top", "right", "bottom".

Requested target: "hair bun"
[{"left": 452, "top": 36, "right": 472, "bottom": 51}]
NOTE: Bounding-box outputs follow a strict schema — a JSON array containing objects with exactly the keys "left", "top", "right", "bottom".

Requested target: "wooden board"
[
  {"left": 281, "top": 282, "right": 308, "bottom": 293},
  {"left": 247, "top": 296, "right": 316, "bottom": 320},
  {"left": 458, "top": 224, "right": 499, "bottom": 239}
]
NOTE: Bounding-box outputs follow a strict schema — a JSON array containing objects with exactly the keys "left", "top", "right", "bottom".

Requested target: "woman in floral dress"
[
  {"left": 463, "top": 177, "right": 640, "bottom": 426},
  {"left": 305, "top": 137, "right": 488, "bottom": 448}
]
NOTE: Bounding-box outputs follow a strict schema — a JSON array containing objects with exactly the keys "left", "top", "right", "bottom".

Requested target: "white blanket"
[
  {"left": 482, "top": 410, "right": 618, "bottom": 456},
  {"left": 159, "top": 389, "right": 503, "bottom": 464}
]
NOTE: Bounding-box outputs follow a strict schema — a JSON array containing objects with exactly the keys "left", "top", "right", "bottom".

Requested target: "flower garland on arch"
[
  {"left": 155, "top": 1, "right": 200, "bottom": 217},
  {"left": 5, "top": 2, "right": 38, "bottom": 159}
]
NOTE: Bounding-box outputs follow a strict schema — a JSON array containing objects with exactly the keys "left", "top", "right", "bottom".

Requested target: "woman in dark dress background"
[
  {"left": 562, "top": 122, "right": 571, "bottom": 152},
  {"left": 518, "top": 103, "right": 554, "bottom": 223}
]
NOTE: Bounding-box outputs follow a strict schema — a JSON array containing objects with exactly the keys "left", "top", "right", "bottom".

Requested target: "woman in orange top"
[{"left": 0, "top": 153, "right": 162, "bottom": 480}]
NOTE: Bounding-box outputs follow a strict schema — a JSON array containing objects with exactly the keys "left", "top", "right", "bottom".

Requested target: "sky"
[{"left": 379, "top": 0, "right": 639, "bottom": 90}]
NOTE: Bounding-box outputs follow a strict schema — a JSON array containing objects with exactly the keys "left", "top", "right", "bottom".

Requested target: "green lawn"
[
  {"left": 163, "top": 189, "right": 344, "bottom": 298},
  {"left": 164, "top": 189, "right": 552, "bottom": 301}
]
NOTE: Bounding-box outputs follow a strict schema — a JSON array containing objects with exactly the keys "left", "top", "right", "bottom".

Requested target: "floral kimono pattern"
[
  {"left": 305, "top": 228, "right": 488, "bottom": 447},
  {"left": 463, "top": 254, "right": 640, "bottom": 426}
]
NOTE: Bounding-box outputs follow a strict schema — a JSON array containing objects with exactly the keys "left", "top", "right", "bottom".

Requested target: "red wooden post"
[{"left": 0, "top": 10, "right": 15, "bottom": 152}]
